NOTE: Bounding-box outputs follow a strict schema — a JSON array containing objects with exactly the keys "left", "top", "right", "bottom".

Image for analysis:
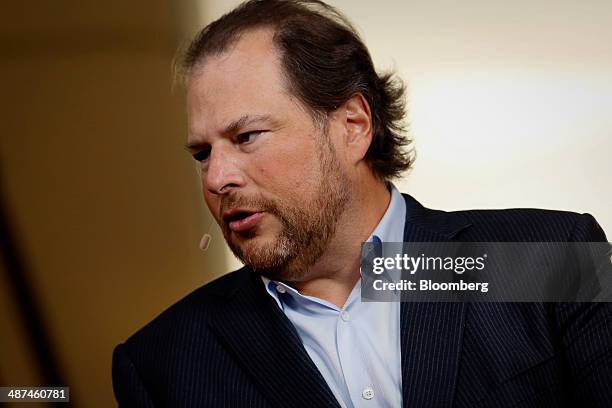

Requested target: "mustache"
[{"left": 219, "top": 194, "right": 280, "bottom": 218}]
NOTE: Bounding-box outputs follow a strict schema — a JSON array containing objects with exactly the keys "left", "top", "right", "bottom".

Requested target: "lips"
[{"left": 222, "top": 209, "right": 265, "bottom": 233}]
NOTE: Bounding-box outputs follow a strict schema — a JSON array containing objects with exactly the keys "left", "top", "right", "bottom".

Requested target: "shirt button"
[
  {"left": 340, "top": 311, "right": 350, "bottom": 322},
  {"left": 362, "top": 386, "right": 375, "bottom": 400},
  {"left": 276, "top": 285, "right": 286, "bottom": 294}
]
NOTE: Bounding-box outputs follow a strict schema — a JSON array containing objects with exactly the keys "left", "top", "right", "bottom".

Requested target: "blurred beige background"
[
  {"left": 0, "top": 1, "right": 222, "bottom": 407},
  {"left": 0, "top": 0, "right": 610, "bottom": 407}
]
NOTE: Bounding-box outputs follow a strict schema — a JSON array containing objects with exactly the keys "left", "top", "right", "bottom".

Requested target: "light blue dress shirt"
[{"left": 261, "top": 185, "right": 406, "bottom": 408}]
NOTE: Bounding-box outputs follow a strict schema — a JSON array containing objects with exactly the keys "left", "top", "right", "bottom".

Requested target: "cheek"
[{"left": 252, "top": 142, "right": 320, "bottom": 194}]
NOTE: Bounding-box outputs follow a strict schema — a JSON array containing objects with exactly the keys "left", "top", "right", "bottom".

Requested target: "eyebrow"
[{"left": 185, "top": 113, "right": 273, "bottom": 152}]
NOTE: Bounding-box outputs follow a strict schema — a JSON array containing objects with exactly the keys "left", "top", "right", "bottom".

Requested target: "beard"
[{"left": 219, "top": 135, "right": 351, "bottom": 282}]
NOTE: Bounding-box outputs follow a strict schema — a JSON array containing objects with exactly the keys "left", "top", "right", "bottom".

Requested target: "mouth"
[{"left": 222, "top": 209, "right": 265, "bottom": 233}]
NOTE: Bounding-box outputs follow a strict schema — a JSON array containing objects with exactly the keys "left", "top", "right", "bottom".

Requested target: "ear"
[{"left": 340, "top": 93, "right": 372, "bottom": 165}]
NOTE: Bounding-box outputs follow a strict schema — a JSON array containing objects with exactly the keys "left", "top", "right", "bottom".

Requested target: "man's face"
[{"left": 186, "top": 29, "right": 351, "bottom": 281}]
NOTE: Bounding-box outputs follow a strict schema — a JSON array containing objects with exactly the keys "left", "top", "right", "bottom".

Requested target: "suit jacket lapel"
[
  {"left": 208, "top": 270, "right": 341, "bottom": 408},
  {"left": 400, "top": 194, "right": 471, "bottom": 408}
]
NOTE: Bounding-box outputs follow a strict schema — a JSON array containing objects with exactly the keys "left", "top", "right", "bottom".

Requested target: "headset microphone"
[{"left": 199, "top": 218, "right": 214, "bottom": 251}]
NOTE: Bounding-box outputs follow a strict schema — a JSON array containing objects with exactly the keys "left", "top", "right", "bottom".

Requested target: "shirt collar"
[{"left": 368, "top": 183, "right": 406, "bottom": 243}]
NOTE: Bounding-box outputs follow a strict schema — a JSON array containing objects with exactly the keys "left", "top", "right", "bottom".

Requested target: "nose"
[{"left": 203, "top": 143, "right": 245, "bottom": 195}]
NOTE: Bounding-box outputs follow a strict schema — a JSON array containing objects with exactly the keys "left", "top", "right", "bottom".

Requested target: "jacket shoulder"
[
  {"left": 452, "top": 207, "right": 605, "bottom": 241},
  {"left": 112, "top": 267, "right": 259, "bottom": 404},
  {"left": 401, "top": 193, "right": 606, "bottom": 242}
]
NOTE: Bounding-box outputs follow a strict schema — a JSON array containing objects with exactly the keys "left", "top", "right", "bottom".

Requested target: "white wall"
[{"left": 199, "top": 0, "right": 612, "bottom": 271}]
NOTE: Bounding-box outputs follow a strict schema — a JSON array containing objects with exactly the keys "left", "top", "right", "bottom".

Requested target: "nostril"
[{"left": 218, "top": 183, "right": 241, "bottom": 194}]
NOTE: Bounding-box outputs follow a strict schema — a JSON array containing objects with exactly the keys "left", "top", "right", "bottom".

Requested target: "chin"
[
  {"left": 232, "top": 238, "right": 296, "bottom": 275},
  {"left": 232, "top": 230, "right": 273, "bottom": 249},
  {"left": 231, "top": 233, "right": 277, "bottom": 259}
]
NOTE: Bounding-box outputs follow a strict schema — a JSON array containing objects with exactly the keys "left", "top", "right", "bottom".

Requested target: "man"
[{"left": 112, "top": 1, "right": 612, "bottom": 407}]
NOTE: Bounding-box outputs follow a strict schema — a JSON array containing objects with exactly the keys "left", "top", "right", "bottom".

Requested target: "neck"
[{"left": 288, "top": 175, "right": 391, "bottom": 308}]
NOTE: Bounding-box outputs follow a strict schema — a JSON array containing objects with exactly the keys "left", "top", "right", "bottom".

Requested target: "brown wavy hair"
[{"left": 179, "top": 0, "right": 414, "bottom": 181}]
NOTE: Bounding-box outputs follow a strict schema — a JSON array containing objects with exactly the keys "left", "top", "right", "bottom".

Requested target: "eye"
[
  {"left": 192, "top": 148, "right": 211, "bottom": 162},
  {"left": 236, "top": 131, "right": 262, "bottom": 144}
]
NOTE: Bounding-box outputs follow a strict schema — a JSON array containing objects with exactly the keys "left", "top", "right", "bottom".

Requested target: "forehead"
[{"left": 186, "top": 28, "right": 295, "bottom": 138}]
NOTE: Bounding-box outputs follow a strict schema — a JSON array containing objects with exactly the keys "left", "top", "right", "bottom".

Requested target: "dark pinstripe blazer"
[{"left": 113, "top": 194, "right": 612, "bottom": 407}]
